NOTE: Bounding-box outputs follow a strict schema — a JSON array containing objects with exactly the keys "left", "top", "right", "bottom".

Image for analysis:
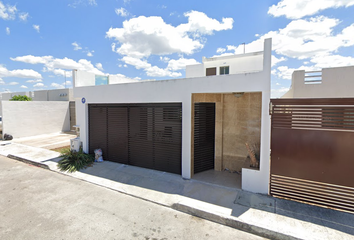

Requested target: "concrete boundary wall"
[{"left": 2, "top": 101, "right": 70, "bottom": 138}]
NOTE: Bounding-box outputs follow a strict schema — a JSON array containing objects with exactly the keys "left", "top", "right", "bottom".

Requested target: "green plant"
[
  {"left": 10, "top": 95, "right": 32, "bottom": 101},
  {"left": 57, "top": 147, "right": 94, "bottom": 172}
]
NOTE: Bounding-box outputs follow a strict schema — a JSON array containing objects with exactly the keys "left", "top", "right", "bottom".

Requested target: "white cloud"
[
  {"left": 272, "top": 55, "right": 287, "bottom": 67},
  {"left": 72, "top": 42, "right": 82, "bottom": 50},
  {"left": 12, "top": 55, "right": 105, "bottom": 76},
  {"left": 106, "top": 11, "right": 233, "bottom": 58},
  {"left": 216, "top": 48, "right": 226, "bottom": 54},
  {"left": 19, "top": 12, "right": 29, "bottom": 21},
  {"left": 48, "top": 68, "right": 72, "bottom": 78},
  {"left": 88, "top": 0, "right": 97, "bottom": 5},
  {"left": 5, "top": 27, "right": 10, "bottom": 35},
  {"left": 0, "top": 64, "right": 42, "bottom": 79},
  {"left": 86, "top": 50, "right": 94, "bottom": 57},
  {"left": 11, "top": 55, "right": 52, "bottom": 64},
  {"left": 51, "top": 82, "right": 65, "bottom": 89},
  {"left": 26, "top": 79, "right": 43, "bottom": 83},
  {"left": 268, "top": 0, "right": 354, "bottom": 19},
  {"left": 95, "top": 63, "right": 103, "bottom": 70},
  {"left": 145, "top": 66, "right": 181, "bottom": 78},
  {"left": 0, "top": 78, "right": 4, "bottom": 84},
  {"left": 167, "top": 58, "right": 199, "bottom": 71},
  {"left": 0, "top": 1, "right": 17, "bottom": 20},
  {"left": 310, "top": 54, "right": 354, "bottom": 68},
  {"left": 243, "top": 16, "right": 354, "bottom": 60},
  {"left": 271, "top": 87, "right": 290, "bottom": 98},
  {"left": 273, "top": 65, "right": 318, "bottom": 80},
  {"left": 122, "top": 56, "right": 151, "bottom": 69},
  {"left": 69, "top": 0, "right": 97, "bottom": 8},
  {"left": 160, "top": 56, "right": 170, "bottom": 62},
  {"left": 33, "top": 24, "right": 40, "bottom": 33},
  {"left": 109, "top": 73, "right": 141, "bottom": 84},
  {"left": 107, "top": 11, "right": 232, "bottom": 78},
  {"left": 33, "top": 82, "right": 44, "bottom": 88},
  {"left": 115, "top": 7, "right": 129, "bottom": 17},
  {"left": 8, "top": 81, "right": 18, "bottom": 85},
  {"left": 122, "top": 56, "right": 182, "bottom": 77},
  {"left": 20, "top": 85, "right": 27, "bottom": 89},
  {"left": 177, "top": 11, "right": 233, "bottom": 35},
  {"left": 107, "top": 16, "right": 202, "bottom": 58}
]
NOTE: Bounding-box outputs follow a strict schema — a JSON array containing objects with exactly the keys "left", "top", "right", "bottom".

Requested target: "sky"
[{"left": 0, "top": 0, "right": 353, "bottom": 98}]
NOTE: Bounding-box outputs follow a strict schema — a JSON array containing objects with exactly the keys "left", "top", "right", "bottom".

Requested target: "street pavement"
[
  {"left": 1, "top": 134, "right": 354, "bottom": 240},
  {"left": 0, "top": 156, "right": 266, "bottom": 240}
]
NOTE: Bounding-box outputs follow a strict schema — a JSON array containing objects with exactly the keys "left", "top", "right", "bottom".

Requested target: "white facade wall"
[
  {"left": 2, "top": 101, "right": 70, "bottom": 138},
  {"left": 74, "top": 70, "right": 96, "bottom": 87},
  {"left": 47, "top": 89, "right": 73, "bottom": 101},
  {"left": 282, "top": 66, "right": 354, "bottom": 98},
  {"left": 186, "top": 52, "right": 263, "bottom": 78},
  {"left": 73, "top": 39, "right": 272, "bottom": 194},
  {"left": 32, "top": 90, "right": 48, "bottom": 101},
  {"left": 185, "top": 64, "right": 204, "bottom": 78}
]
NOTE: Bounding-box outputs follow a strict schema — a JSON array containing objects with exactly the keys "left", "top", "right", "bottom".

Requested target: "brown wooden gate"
[{"left": 270, "top": 98, "right": 354, "bottom": 213}]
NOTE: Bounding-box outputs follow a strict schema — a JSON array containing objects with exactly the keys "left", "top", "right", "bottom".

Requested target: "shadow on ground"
[{"left": 79, "top": 161, "right": 354, "bottom": 236}]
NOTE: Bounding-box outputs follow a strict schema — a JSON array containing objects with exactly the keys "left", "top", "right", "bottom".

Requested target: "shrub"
[
  {"left": 10, "top": 95, "right": 32, "bottom": 101},
  {"left": 57, "top": 147, "right": 94, "bottom": 173}
]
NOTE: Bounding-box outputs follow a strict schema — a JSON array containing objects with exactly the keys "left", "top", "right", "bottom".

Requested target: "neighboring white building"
[
  {"left": 186, "top": 51, "right": 263, "bottom": 78},
  {"left": 73, "top": 38, "right": 272, "bottom": 194},
  {"left": 0, "top": 88, "right": 74, "bottom": 101},
  {"left": 282, "top": 65, "right": 354, "bottom": 98}
]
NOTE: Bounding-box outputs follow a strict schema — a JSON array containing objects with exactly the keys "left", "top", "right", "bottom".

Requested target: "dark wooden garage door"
[{"left": 89, "top": 103, "right": 182, "bottom": 174}]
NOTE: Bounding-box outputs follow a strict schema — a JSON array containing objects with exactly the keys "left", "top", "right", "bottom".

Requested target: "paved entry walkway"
[{"left": 0, "top": 140, "right": 353, "bottom": 240}]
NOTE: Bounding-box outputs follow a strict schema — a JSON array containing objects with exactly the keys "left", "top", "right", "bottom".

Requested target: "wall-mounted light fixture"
[{"left": 233, "top": 92, "right": 244, "bottom": 98}]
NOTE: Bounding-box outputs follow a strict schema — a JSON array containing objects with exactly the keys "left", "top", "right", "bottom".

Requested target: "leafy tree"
[{"left": 9, "top": 95, "right": 32, "bottom": 101}]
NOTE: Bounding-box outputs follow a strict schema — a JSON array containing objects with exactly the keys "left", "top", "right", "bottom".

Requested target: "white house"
[
  {"left": 73, "top": 38, "right": 272, "bottom": 194},
  {"left": 282, "top": 65, "right": 354, "bottom": 98}
]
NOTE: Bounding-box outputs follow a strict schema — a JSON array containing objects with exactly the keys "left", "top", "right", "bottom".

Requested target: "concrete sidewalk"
[{"left": 0, "top": 141, "right": 353, "bottom": 240}]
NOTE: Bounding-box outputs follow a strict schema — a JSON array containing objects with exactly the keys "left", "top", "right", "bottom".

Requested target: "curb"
[
  {"left": 172, "top": 203, "right": 301, "bottom": 240},
  {"left": 7, "top": 154, "right": 50, "bottom": 170}
]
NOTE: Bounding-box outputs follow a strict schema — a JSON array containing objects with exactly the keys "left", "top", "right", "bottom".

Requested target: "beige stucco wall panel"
[{"left": 221, "top": 93, "right": 262, "bottom": 172}]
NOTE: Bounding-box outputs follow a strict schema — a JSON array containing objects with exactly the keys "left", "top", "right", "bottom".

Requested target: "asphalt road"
[{"left": 0, "top": 156, "right": 266, "bottom": 240}]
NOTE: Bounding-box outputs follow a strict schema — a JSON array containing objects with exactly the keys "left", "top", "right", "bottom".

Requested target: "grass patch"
[{"left": 57, "top": 147, "right": 94, "bottom": 173}]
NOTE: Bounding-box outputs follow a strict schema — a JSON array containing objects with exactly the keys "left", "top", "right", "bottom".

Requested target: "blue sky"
[{"left": 0, "top": 0, "right": 353, "bottom": 97}]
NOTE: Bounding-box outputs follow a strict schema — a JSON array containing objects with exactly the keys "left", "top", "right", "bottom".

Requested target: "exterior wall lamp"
[{"left": 233, "top": 92, "right": 245, "bottom": 98}]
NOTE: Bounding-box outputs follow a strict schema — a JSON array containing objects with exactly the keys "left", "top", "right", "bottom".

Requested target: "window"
[
  {"left": 220, "top": 66, "right": 229, "bottom": 75},
  {"left": 95, "top": 75, "right": 108, "bottom": 85},
  {"left": 206, "top": 67, "right": 217, "bottom": 76}
]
